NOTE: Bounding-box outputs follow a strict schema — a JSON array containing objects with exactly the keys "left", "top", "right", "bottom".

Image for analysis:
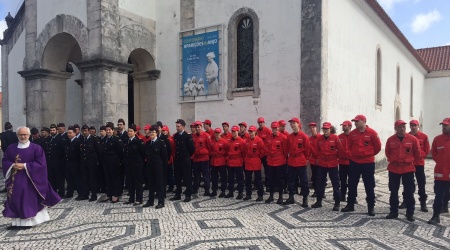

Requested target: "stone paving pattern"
[{"left": 0, "top": 160, "right": 449, "bottom": 249}]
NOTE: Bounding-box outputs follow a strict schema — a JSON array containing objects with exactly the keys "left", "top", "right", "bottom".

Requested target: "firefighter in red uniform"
[
  {"left": 341, "top": 115, "right": 382, "bottom": 216},
  {"left": 265, "top": 121, "right": 288, "bottom": 204},
  {"left": 226, "top": 126, "right": 246, "bottom": 199},
  {"left": 284, "top": 117, "right": 310, "bottom": 207},
  {"left": 338, "top": 120, "right": 352, "bottom": 202},
  {"left": 428, "top": 118, "right": 450, "bottom": 225},
  {"left": 238, "top": 122, "right": 250, "bottom": 140},
  {"left": 162, "top": 125, "right": 176, "bottom": 193},
  {"left": 221, "top": 122, "right": 233, "bottom": 141},
  {"left": 398, "top": 119, "right": 430, "bottom": 212},
  {"left": 204, "top": 119, "right": 214, "bottom": 137},
  {"left": 135, "top": 125, "right": 144, "bottom": 140},
  {"left": 142, "top": 124, "right": 152, "bottom": 143},
  {"left": 209, "top": 128, "right": 229, "bottom": 197},
  {"left": 192, "top": 121, "right": 212, "bottom": 196},
  {"left": 279, "top": 120, "right": 290, "bottom": 193},
  {"left": 244, "top": 125, "right": 265, "bottom": 201},
  {"left": 256, "top": 117, "right": 272, "bottom": 191},
  {"left": 384, "top": 120, "right": 421, "bottom": 222},
  {"left": 309, "top": 122, "right": 322, "bottom": 197},
  {"left": 312, "top": 122, "right": 345, "bottom": 211}
]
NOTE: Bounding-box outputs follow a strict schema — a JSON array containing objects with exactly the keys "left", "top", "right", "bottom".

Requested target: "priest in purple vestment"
[{"left": 2, "top": 126, "right": 62, "bottom": 230}]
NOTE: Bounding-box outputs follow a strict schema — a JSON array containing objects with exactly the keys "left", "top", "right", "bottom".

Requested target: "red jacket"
[
  {"left": 280, "top": 130, "right": 290, "bottom": 137},
  {"left": 385, "top": 133, "right": 421, "bottom": 174},
  {"left": 409, "top": 131, "right": 430, "bottom": 166},
  {"left": 192, "top": 131, "right": 211, "bottom": 162},
  {"left": 168, "top": 136, "right": 175, "bottom": 165},
  {"left": 309, "top": 134, "right": 321, "bottom": 165},
  {"left": 287, "top": 131, "right": 310, "bottom": 167},
  {"left": 315, "top": 134, "right": 345, "bottom": 168},
  {"left": 432, "top": 134, "right": 450, "bottom": 181},
  {"left": 209, "top": 137, "right": 228, "bottom": 167},
  {"left": 221, "top": 132, "right": 233, "bottom": 141},
  {"left": 256, "top": 126, "right": 272, "bottom": 145},
  {"left": 266, "top": 132, "right": 288, "bottom": 166},
  {"left": 348, "top": 126, "right": 382, "bottom": 163},
  {"left": 338, "top": 133, "right": 351, "bottom": 165},
  {"left": 227, "top": 137, "right": 246, "bottom": 167},
  {"left": 142, "top": 135, "right": 152, "bottom": 143},
  {"left": 205, "top": 129, "right": 215, "bottom": 138},
  {"left": 239, "top": 132, "right": 250, "bottom": 140},
  {"left": 245, "top": 136, "right": 265, "bottom": 170}
]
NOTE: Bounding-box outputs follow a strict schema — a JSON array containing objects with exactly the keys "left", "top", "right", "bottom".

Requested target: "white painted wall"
[
  {"left": 156, "top": 0, "right": 302, "bottom": 132},
  {"left": 119, "top": 0, "right": 156, "bottom": 20},
  {"left": 66, "top": 63, "right": 83, "bottom": 126},
  {"left": 423, "top": 75, "right": 450, "bottom": 141},
  {"left": 36, "top": 0, "right": 87, "bottom": 37},
  {"left": 7, "top": 31, "right": 26, "bottom": 127},
  {"left": 325, "top": 0, "right": 427, "bottom": 157}
]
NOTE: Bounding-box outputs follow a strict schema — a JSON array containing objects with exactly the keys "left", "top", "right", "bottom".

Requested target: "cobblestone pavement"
[{"left": 0, "top": 160, "right": 449, "bottom": 249}]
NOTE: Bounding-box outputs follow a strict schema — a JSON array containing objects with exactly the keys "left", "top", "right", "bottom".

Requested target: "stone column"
[
  {"left": 24, "top": 0, "right": 38, "bottom": 70},
  {"left": 131, "top": 70, "right": 161, "bottom": 126},
  {"left": 18, "top": 69, "right": 71, "bottom": 128}
]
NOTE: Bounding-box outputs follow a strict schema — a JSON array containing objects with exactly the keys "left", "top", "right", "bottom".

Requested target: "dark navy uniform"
[
  {"left": 64, "top": 137, "right": 82, "bottom": 198},
  {"left": 102, "top": 136, "right": 124, "bottom": 198},
  {"left": 124, "top": 136, "right": 145, "bottom": 203},
  {"left": 80, "top": 135, "right": 102, "bottom": 200},
  {"left": 46, "top": 134, "right": 66, "bottom": 196},
  {"left": 145, "top": 138, "right": 168, "bottom": 206},
  {"left": 1, "top": 130, "right": 18, "bottom": 153},
  {"left": 172, "top": 130, "right": 195, "bottom": 200}
]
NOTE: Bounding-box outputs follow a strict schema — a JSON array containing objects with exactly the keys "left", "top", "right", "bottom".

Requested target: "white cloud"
[
  {"left": 446, "top": 42, "right": 450, "bottom": 46},
  {"left": 411, "top": 9, "right": 442, "bottom": 33},
  {"left": 378, "top": 0, "right": 408, "bottom": 12}
]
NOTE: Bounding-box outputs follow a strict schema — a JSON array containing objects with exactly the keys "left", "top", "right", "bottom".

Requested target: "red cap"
[
  {"left": 248, "top": 125, "right": 257, "bottom": 131},
  {"left": 231, "top": 126, "right": 240, "bottom": 131},
  {"left": 194, "top": 121, "right": 202, "bottom": 126},
  {"left": 257, "top": 117, "right": 265, "bottom": 123},
  {"left": 309, "top": 122, "right": 317, "bottom": 127},
  {"left": 409, "top": 120, "right": 419, "bottom": 125},
  {"left": 204, "top": 119, "right": 212, "bottom": 125},
  {"left": 340, "top": 120, "right": 352, "bottom": 126},
  {"left": 144, "top": 124, "right": 151, "bottom": 130},
  {"left": 394, "top": 120, "right": 407, "bottom": 127},
  {"left": 162, "top": 125, "right": 169, "bottom": 131},
  {"left": 214, "top": 128, "right": 222, "bottom": 133},
  {"left": 351, "top": 115, "right": 367, "bottom": 123},
  {"left": 278, "top": 120, "right": 287, "bottom": 126},
  {"left": 238, "top": 122, "right": 247, "bottom": 128},
  {"left": 136, "top": 125, "right": 141, "bottom": 131},
  {"left": 289, "top": 117, "right": 301, "bottom": 124},
  {"left": 271, "top": 121, "right": 279, "bottom": 128},
  {"left": 190, "top": 122, "right": 196, "bottom": 127},
  {"left": 322, "top": 122, "right": 332, "bottom": 129},
  {"left": 222, "top": 122, "right": 229, "bottom": 126},
  {"left": 439, "top": 118, "right": 450, "bottom": 125}
]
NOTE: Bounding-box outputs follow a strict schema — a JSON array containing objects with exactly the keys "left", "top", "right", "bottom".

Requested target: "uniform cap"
[
  {"left": 144, "top": 124, "right": 151, "bottom": 130},
  {"left": 271, "top": 121, "right": 279, "bottom": 128},
  {"left": 238, "top": 122, "right": 247, "bottom": 128},
  {"left": 231, "top": 126, "right": 240, "bottom": 132},
  {"left": 322, "top": 122, "right": 332, "bottom": 129},
  {"left": 204, "top": 119, "right": 212, "bottom": 125},
  {"left": 439, "top": 118, "right": 450, "bottom": 125},
  {"left": 194, "top": 121, "right": 203, "bottom": 126},
  {"left": 136, "top": 125, "right": 141, "bottom": 131},
  {"left": 289, "top": 117, "right": 301, "bottom": 124},
  {"left": 248, "top": 125, "right": 257, "bottom": 131},
  {"left": 214, "top": 128, "right": 222, "bottom": 133},
  {"left": 222, "top": 122, "right": 229, "bottom": 127},
  {"left": 257, "top": 117, "right": 265, "bottom": 123},
  {"left": 278, "top": 120, "right": 287, "bottom": 126},
  {"left": 175, "top": 119, "right": 186, "bottom": 126},
  {"left": 409, "top": 120, "right": 419, "bottom": 125},
  {"left": 308, "top": 122, "right": 317, "bottom": 127},
  {"left": 351, "top": 115, "right": 367, "bottom": 123},
  {"left": 394, "top": 120, "right": 407, "bottom": 127},
  {"left": 340, "top": 120, "right": 352, "bottom": 126},
  {"left": 162, "top": 125, "right": 169, "bottom": 131}
]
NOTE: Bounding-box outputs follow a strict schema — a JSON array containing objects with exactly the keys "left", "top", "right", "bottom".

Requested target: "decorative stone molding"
[
  {"left": 74, "top": 58, "right": 133, "bottom": 73},
  {"left": 119, "top": 24, "right": 156, "bottom": 63},
  {"left": 131, "top": 70, "right": 161, "bottom": 81},
  {"left": 18, "top": 68, "right": 72, "bottom": 80}
]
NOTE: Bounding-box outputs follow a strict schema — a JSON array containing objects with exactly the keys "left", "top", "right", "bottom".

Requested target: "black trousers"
[
  {"left": 65, "top": 161, "right": 81, "bottom": 196},
  {"left": 47, "top": 159, "right": 65, "bottom": 196},
  {"left": 434, "top": 181, "right": 450, "bottom": 212},
  {"left": 97, "top": 162, "right": 106, "bottom": 193},
  {"left": 103, "top": 155, "right": 122, "bottom": 197},
  {"left": 267, "top": 165, "right": 286, "bottom": 195},
  {"left": 174, "top": 157, "right": 192, "bottom": 197},
  {"left": 311, "top": 164, "right": 318, "bottom": 191},
  {"left": 167, "top": 163, "right": 175, "bottom": 189},
  {"left": 316, "top": 166, "right": 340, "bottom": 201},
  {"left": 347, "top": 161, "right": 376, "bottom": 207},
  {"left": 287, "top": 166, "right": 309, "bottom": 197},
  {"left": 146, "top": 164, "right": 164, "bottom": 205},
  {"left": 261, "top": 156, "right": 269, "bottom": 189},
  {"left": 80, "top": 159, "right": 98, "bottom": 197},
  {"left": 339, "top": 164, "right": 350, "bottom": 198},
  {"left": 211, "top": 166, "right": 227, "bottom": 192},
  {"left": 245, "top": 170, "right": 263, "bottom": 196},
  {"left": 389, "top": 171, "right": 415, "bottom": 214},
  {"left": 227, "top": 166, "right": 244, "bottom": 193},
  {"left": 192, "top": 161, "right": 210, "bottom": 192},
  {"left": 126, "top": 159, "right": 144, "bottom": 203},
  {"left": 401, "top": 165, "right": 427, "bottom": 202}
]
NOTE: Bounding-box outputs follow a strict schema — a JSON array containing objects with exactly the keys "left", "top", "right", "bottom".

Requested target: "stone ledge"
[
  {"left": 74, "top": 58, "right": 134, "bottom": 73},
  {"left": 18, "top": 68, "right": 72, "bottom": 80},
  {"left": 131, "top": 70, "right": 161, "bottom": 81}
]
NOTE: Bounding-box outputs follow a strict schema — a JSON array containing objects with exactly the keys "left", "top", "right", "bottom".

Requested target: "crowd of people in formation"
[{"left": 1, "top": 115, "right": 450, "bottom": 230}]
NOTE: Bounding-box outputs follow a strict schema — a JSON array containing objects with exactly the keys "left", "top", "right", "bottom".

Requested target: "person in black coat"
[
  {"left": 64, "top": 126, "right": 82, "bottom": 199},
  {"left": 144, "top": 125, "right": 168, "bottom": 208},
  {"left": 124, "top": 125, "right": 146, "bottom": 206},
  {"left": 101, "top": 123, "right": 124, "bottom": 203},
  {"left": 1, "top": 122, "right": 18, "bottom": 153},
  {"left": 46, "top": 124, "right": 67, "bottom": 197},
  {"left": 80, "top": 125, "right": 102, "bottom": 201}
]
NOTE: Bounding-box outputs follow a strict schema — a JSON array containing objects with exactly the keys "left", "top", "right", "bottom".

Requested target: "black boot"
[
  {"left": 311, "top": 198, "right": 322, "bottom": 208},
  {"left": 428, "top": 211, "right": 440, "bottom": 225},
  {"left": 399, "top": 201, "right": 406, "bottom": 209},
  {"left": 420, "top": 200, "right": 428, "bottom": 212},
  {"left": 301, "top": 196, "right": 309, "bottom": 208},
  {"left": 406, "top": 213, "right": 415, "bottom": 222},
  {"left": 341, "top": 203, "right": 355, "bottom": 212},
  {"left": 385, "top": 212, "right": 398, "bottom": 219},
  {"left": 441, "top": 205, "right": 449, "bottom": 213},
  {"left": 332, "top": 200, "right": 340, "bottom": 211},
  {"left": 236, "top": 193, "right": 244, "bottom": 200},
  {"left": 265, "top": 193, "right": 274, "bottom": 203},
  {"left": 283, "top": 195, "right": 295, "bottom": 205},
  {"left": 209, "top": 191, "right": 217, "bottom": 197},
  {"left": 367, "top": 207, "right": 375, "bottom": 216},
  {"left": 243, "top": 195, "right": 252, "bottom": 201},
  {"left": 276, "top": 195, "right": 284, "bottom": 204}
]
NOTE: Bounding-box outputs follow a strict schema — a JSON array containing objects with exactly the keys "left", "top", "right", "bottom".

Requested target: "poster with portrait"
[{"left": 181, "top": 30, "right": 220, "bottom": 99}]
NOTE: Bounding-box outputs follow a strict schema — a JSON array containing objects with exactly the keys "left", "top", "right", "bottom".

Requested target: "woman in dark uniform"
[
  {"left": 101, "top": 123, "right": 124, "bottom": 203},
  {"left": 123, "top": 125, "right": 145, "bottom": 205}
]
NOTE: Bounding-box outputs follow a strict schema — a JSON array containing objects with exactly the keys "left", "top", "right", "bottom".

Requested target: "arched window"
[
  {"left": 410, "top": 77, "right": 414, "bottom": 117},
  {"left": 237, "top": 17, "right": 254, "bottom": 88},
  {"left": 396, "top": 65, "right": 400, "bottom": 95},
  {"left": 376, "top": 48, "right": 382, "bottom": 106}
]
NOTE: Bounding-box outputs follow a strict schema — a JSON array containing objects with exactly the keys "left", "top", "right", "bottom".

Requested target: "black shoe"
[
  {"left": 406, "top": 213, "right": 415, "bottom": 222},
  {"left": 123, "top": 201, "right": 134, "bottom": 205},
  {"left": 283, "top": 196, "right": 295, "bottom": 205},
  {"left": 265, "top": 195, "right": 274, "bottom": 203},
  {"left": 6, "top": 225, "right": 18, "bottom": 230},
  {"left": 276, "top": 197, "right": 283, "bottom": 204},
  {"left": 420, "top": 201, "right": 429, "bottom": 212},
  {"left": 64, "top": 194, "right": 73, "bottom": 199},
  {"left": 256, "top": 196, "right": 263, "bottom": 202},
  {"left": 204, "top": 191, "right": 211, "bottom": 196},
  {"left": 218, "top": 192, "right": 226, "bottom": 198},
  {"left": 166, "top": 188, "right": 174, "bottom": 193},
  {"left": 192, "top": 189, "right": 198, "bottom": 194},
  {"left": 209, "top": 191, "right": 217, "bottom": 197},
  {"left": 18, "top": 226, "right": 32, "bottom": 230},
  {"left": 89, "top": 196, "right": 97, "bottom": 202},
  {"left": 183, "top": 196, "right": 191, "bottom": 202},
  {"left": 311, "top": 200, "right": 322, "bottom": 208},
  {"left": 341, "top": 204, "right": 355, "bottom": 212},
  {"left": 170, "top": 195, "right": 181, "bottom": 201},
  {"left": 340, "top": 196, "right": 346, "bottom": 202},
  {"left": 311, "top": 192, "right": 317, "bottom": 197},
  {"left": 143, "top": 202, "right": 154, "bottom": 207},
  {"left": 243, "top": 195, "right": 252, "bottom": 201},
  {"left": 301, "top": 197, "right": 309, "bottom": 208},
  {"left": 332, "top": 201, "right": 340, "bottom": 211},
  {"left": 440, "top": 206, "right": 448, "bottom": 214},
  {"left": 385, "top": 212, "right": 398, "bottom": 219},
  {"left": 133, "top": 202, "right": 142, "bottom": 206},
  {"left": 236, "top": 193, "right": 244, "bottom": 200},
  {"left": 428, "top": 213, "right": 441, "bottom": 225},
  {"left": 75, "top": 196, "right": 88, "bottom": 201},
  {"left": 398, "top": 201, "right": 406, "bottom": 209},
  {"left": 155, "top": 204, "right": 164, "bottom": 209},
  {"left": 368, "top": 207, "right": 375, "bottom": 216},
  {"left": 225, "top": 192, "right": 234, "bottom": 198}
]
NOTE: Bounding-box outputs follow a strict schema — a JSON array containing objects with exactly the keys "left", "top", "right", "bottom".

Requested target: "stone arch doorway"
[{"left": 128, "top": 48, "right": 159, "bottom": 127}]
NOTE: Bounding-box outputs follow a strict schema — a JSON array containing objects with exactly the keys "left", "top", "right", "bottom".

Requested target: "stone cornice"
[
  {"left": 18, "top": 68, "right": 72, "bottom": 80},
  {"left": 0, "top": 3, "right": 25, "bottom": 46},
  {"left": 74, "top": 58, "right": 134, "bottom": 73},
  {"left": 131, "top": 70, "right": 161, "bottom": 80}
]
